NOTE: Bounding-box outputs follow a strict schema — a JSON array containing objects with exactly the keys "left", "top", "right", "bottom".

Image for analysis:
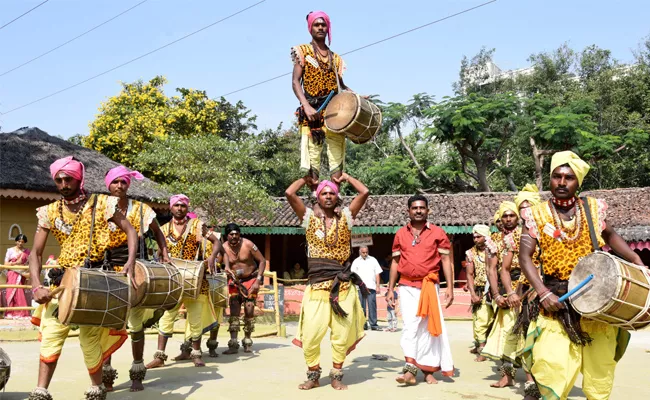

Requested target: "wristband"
[
  {"left": 32, "top": 285, "right": 44, "bottom": 293},
  {"left": 508, "top": 291, "right": 516, "bottom": 296},
  {"left": 495, "top": 295, "right": 504, "bottom": 302},
  {"left": 539, "top": 292, "right": 553, "bottom": 302}
]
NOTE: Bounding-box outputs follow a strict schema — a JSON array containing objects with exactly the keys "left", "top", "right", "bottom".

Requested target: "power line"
[
  {"left": 220, "top": 0, "right": 497, "bottom": 97},
  {"left": 1, "top": 0, "right": 151, "bottom": 78},
  {"left": 0, "top": 0, "right": 49, "bottom": 31},
  {"left": 0, "top": 0, "right": 267, "bottom": 116}
]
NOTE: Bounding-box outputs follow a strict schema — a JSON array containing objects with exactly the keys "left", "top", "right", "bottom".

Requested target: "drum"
[
  {"left": 57, "top": 268, "right": 131, "bottom": 330},
  {"left": 207, "top": 273, "right": 228, "bottom": 309},
  {"left": 0, "top": 347, "right": 10, "bottom": 391},
  {"left": 324, "top": 92, "right": 382, "bottom": 144},
  {"left": 171, "top": 258, "right": 205, "bottom": 300},
  {"left": 132, "top": 260, "right": 183, "bottom": 310},
  {"left": 569, "top": 251, "right": 650, "bottom": 330}
]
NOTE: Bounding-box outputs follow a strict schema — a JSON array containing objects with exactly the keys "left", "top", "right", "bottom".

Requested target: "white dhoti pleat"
[{"left": 399, "top": 284, "right": 454, "bottom": 375}]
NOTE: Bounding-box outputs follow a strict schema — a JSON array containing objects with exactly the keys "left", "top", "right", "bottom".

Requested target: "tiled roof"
[{"left": 235, "top": 187, "right": 650, "bottom": 237}]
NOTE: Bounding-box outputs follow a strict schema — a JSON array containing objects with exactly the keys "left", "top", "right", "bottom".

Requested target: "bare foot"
[
  {"left": 474, "top": 355, "right": 487, "bottom": 362},
  {"left": 192, "top": 357, "right": 205, "bottom": 367},
  {"left": 331, "top": 379, "right": 348, "bottom": 390},
  {"left": 490, "top": 375, "right": 514, "bottom": 388},
  {"left": 298, "top": 380, "right": 319, "bottom": 390},
  {"left": 209, "top": 349, "right": 219, "bottom": 357},
  {"left": 173, "top": 352, "right": 191, "bottom": 361},
  {"left": 396, "top": 372, "right": 417, "bottom": 385},
  {"left": 469, "top": 347, "right": 478, "bottom": 354},
  {"left": 130, "top": 380, "right": 144, "bottom": 392},
  {"left": 145, "top": 358, "right": 164, "bottom": 369},
  {"left": 423, "top": 373, "right": 438, "bottom": 384}
]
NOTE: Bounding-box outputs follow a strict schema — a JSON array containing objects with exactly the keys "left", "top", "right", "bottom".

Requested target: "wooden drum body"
[
  {"left": 324, "top": 92, "right": 382, "bottom": 144},
  {"left": 58, "top": 267, "right": 130, "bottom": 330},
  {"left": 569, "top": 251, "right": 650, "bottom": 330},
  {"left": 171, "top": 258, "right": 205, "bottom": 300},
  {"left": 207, "top": 273, "right": 228, "bottom": 309},
  {"left": 132, "top": 260, "right": 183, "bottom": 310}
]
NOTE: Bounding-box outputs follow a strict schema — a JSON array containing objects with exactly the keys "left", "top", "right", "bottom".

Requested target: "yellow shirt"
[
  {"left": 521, "top": 197, "right": 606, "bottom": 281},
  {"left": 466, "top": 246, "right": 488, "bottom": 287},
  {"left": 302, "top": 207, "right": 353, "bottom": 265},
  {"left": 36, "top": 194, "right": 118, "bottom": 268}
]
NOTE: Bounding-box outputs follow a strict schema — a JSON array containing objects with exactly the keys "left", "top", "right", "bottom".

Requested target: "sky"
[{"left": 1, "top": 0, "right": 649, "bottom": 138}]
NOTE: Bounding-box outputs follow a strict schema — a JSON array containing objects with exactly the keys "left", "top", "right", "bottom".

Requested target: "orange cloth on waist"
[{"left": 412, "top": 272, "right": 442, "bottom": 337}]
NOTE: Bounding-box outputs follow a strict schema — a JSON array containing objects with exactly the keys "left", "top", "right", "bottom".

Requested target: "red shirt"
[{"left": 392, "top": 222, "right": 451, "bottom": 289}]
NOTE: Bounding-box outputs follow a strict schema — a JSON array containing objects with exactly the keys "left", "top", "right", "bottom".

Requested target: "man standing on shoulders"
[
  {"left": 222, "top": 223, "right": 266, "bottom": 354},
  {"left": 465, "top": 224, "right": 495, "bottom": 361},
  {"left": 519, "top": 151, "right": 643, "bottom": 400},
  {"left": 351, "top": 246, "right": 382, "bottom": 331},
  {"left": 292, "top": 11, "right": 355, "bottom": 195},
  {"left": 286, "top": 173, "right": 369, "bottom": 391},
  {"left": 387, "top": 195, "right": 455, "bottom": 386}
]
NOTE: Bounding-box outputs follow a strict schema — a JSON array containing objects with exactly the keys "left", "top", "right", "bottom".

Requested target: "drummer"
[
  {"left": 102, "top": 166, "right": 171, "bottom": 392},
  {"left": 519, "top": 151, "right": 643, "bottom": 400},
  {"left": 146, "top": 194, "right": 226, "bottom": 369},
  {"left": 28, "top": 156, "right": 137, "bottom": 400},
  {"left": 222, "top": 223, "right": 266, "bottom": 354},
  {"left": 291, "top": 11, "right": 356, "bottom": 196}
]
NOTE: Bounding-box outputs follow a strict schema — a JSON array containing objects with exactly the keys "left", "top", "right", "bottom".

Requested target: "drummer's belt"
[
  {"left": 513, "top": 284, "right": 538, "bottom": 337},
  {"left": 296, "top": 95, "right": 328, "bottom": 145},
  {"left": 104, "top": 244, "right": 144, "bottom": 270},
  {"left": 543, "top": 277, "right": 593, "bottom": 345}
]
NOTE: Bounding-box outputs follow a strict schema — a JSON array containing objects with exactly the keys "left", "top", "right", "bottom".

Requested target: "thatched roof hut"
[{"left": 0, "top": 127, "right": 169, "bottom": 203}]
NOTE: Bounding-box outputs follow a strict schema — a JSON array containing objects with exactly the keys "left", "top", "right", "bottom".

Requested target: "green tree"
[
  {"left": 425, "top": 93, "right": 520, "bottom": 191},
  {"left": 136, "top": 134, "right": 274, "bottom": 225}
]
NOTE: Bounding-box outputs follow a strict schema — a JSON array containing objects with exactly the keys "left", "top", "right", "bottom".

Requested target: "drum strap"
[
  {"left": 83, "top": 195, "right": 99, "bottom": 269},
  {"left": 139, "top": 203, "right": 146, "bottom": 260},
  {"left": 580, "top": 197, "right": 600, "bottom": 252}
]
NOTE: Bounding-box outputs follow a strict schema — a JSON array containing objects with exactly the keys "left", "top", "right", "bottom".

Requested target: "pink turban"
[
  {"left": 316, "top": 180, "right": 339, "bottom": 197},
  {"left": 104, "top": 165, "right": 144, "bottom": 190},
  {"left": 187, "top": 212, "right": 197, "bottom": 219},
  {"left": 50, "top": 156, "right": 85, "bottom": 190},
  {"left": 307, "top": 11, "right": 331, "bottom": 45},
  {"left": 170, "top": 194, "right": 190, "bottom": 208}
]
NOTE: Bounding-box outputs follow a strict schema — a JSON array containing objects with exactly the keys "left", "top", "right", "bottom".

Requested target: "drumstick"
[
  {"left": 49, "top": 286, "right": 65, "bottom": 298},
  {"left": 558, "top": 274, "right": 594, "bottom": 303},
  {"left": 316, "top": 90, "right": 335, "bottom": 113}
]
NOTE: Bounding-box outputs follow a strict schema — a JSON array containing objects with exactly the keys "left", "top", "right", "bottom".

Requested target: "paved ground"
[{"left": 1, "top": 320, "right": 649, "bottom": 400}]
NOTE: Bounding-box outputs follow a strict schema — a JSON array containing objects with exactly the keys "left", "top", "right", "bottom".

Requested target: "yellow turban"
[
  {"left": 550, "top": 151, "right": 590, "bottom": 186},
  {"left": 473, "top": 224, "right": 491, "bottom": 238},
  {"left": 514, "top": 183, "right": 542, "bottom": 209},
  {"left": 493, "top": 210, "right": 501, "bottom": 224},
  {"left": 498, "top": 201, "right": 519, "bottom": 219}
]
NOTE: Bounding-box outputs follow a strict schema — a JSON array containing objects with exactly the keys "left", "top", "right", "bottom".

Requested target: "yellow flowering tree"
[{"left": 85, "top": 76, "right": 250, "bottom": 169}]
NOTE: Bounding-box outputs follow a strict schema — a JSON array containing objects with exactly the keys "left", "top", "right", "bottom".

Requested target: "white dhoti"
[{"left": 399, "top": 284, "right": 454, "bottom": 375}]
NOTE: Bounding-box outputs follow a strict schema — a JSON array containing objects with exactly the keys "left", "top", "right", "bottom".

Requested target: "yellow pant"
[
  {"left": 472, "top": 298, "right": 494, "bottom": 345},
  {"left": 293, "top": 284, "right": 365, "bottom": 367},
  {"left": 481, "top": 307, "right": 522, "bottom": 366},
  {"left": 127, "top": 307, "right": 161, "bottom": 333},
  {"left": 300, "top": 125, "right": 346, "bottom": 175},
  {"left": 522, "top": 314, "right": 627, "bottom": 400},
  {"left": 39, "top": 300, "right": 127, "bottom": 374},
  {"left": 158, "top": 294, "right": 216, "bottom": 341}
]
